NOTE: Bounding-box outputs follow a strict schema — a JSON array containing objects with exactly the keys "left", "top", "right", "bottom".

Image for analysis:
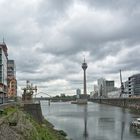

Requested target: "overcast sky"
[{"left": 0, "top": 0, "right": 140, "bottom": 96}]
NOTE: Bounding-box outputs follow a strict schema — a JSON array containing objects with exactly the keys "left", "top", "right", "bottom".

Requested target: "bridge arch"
[{"left": 36, "top": 92, "right": 52, "bottom": 98}]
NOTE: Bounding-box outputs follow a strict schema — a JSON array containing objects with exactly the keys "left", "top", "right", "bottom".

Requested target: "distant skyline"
[{"left": 0, "top": 0, "right": 140, "bottom": 96}]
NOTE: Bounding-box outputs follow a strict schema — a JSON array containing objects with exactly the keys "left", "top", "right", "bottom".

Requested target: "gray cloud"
[
  {"left": 0, "top": 0, "right": 139, "bottom": 95},
  {"left": 36, "top": 0, "right": 73, "bottom": 26},
  {"left": 81, "top": 0, "right": 140, "bottom": 11}
]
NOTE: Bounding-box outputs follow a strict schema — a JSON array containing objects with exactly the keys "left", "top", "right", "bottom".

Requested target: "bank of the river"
[
  {"left": 130, "top": 107, "right": 140, "bottom": 114},
  {"left": 0, "top": 105, "right": 67, "bottom": 140},
  {"left": 90, "top": 98, "right": 140, "bottom": 114}
]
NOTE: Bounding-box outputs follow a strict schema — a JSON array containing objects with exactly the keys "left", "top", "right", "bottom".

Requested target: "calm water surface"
[{"left": 41, "top": 101, "right": 140, "bottom": 140}]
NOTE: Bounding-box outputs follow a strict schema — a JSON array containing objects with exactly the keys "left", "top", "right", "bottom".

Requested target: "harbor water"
[{"left": 41, "top": 101, "right": 140, "bottom": 140}]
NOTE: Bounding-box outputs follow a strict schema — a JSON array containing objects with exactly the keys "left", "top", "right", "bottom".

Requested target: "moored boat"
[{"left": 131, "top": 118, "right": 140, "bottom": 128}]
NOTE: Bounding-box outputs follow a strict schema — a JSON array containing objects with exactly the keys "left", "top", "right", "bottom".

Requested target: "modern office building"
[
  {"left": 0, "top": 42, "right": 8, "bottom": 102},
  {"left": 128, "top": 74, "right": 140, "bottom": 96},
  {"left": 98, "top": 78, "right": 105, "bottom": 97},
  {"left": 90, "top": 85, "right": 98, "bottom": 98},
  {"left": 98, "top": 78, "right": 115, "bottom": 97},
  {"left": 7, "top": 60, "right": 15, "bottom": 77},
  {"left": 76, "top": 88, "right": 81, "bottom": 98},
  {"left": 7, "top": 60, "right": 17, "bottom": 98}
]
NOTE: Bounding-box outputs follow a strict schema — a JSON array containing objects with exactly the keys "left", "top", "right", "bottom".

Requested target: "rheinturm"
[
  {"left": 71, "top": 58, "right": 88, "bottom": 104},
  {"left": 82, "top": 58, "right": 88, "bottom": 95}
]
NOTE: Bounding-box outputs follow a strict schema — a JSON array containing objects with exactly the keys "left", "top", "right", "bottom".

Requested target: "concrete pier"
[{"left": 23, "top": 103, "right": 44, "bottom": 123}]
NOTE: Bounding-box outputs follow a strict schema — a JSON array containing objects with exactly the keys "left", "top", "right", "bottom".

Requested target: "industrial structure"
[
  {"left": 22, "top": 80, "right": 37, "bottom": 102},
  {"left": 120, "top": 70, "right": 124, "bottom": 97}
]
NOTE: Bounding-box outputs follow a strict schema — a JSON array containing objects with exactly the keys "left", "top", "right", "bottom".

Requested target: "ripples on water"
[{"left": 41, "top": 101, "right": 140, "bottom": 140}]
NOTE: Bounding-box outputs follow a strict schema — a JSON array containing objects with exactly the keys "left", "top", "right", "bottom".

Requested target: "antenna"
[
  {"left": 82, "top": 54, "right": 85, "bottom": 63},
  {"left": 3, "top": 36, "right": 5, "bottom": 44}
]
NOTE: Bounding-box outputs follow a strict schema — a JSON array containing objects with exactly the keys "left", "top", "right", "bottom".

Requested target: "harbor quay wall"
[
  {"left": 23, "top": 103, "right": 44, "bottom": 123},
  {"left": 89, "top": 98, "right": 140, "bottom": 111}
]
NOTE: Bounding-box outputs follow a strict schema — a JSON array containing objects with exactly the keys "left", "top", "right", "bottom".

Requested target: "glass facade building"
[
  {"left": 98, "top": 78, "right": 115, "bottom": 97},
  {"left": 0, "top": 43, "right": 8, "bottom": 102},
  {"left": 128, "top": 74, "right": 140, "bottom": 96}
]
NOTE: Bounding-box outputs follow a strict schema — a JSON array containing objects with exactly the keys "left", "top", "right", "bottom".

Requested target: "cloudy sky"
[{"left": 0, "top": 0, "right": 140, "bottom": 96}]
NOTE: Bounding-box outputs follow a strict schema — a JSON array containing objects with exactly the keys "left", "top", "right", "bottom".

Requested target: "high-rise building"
[
  {"left": 128, "top": 74, "right": 140, "bottom": 96},
  {"left": 98, "top": 78, "right": 105, "bottom": 97},
  {"left": 0, "top": 42, "right": 8, "bottom": 102},
  {"left": 7, "top": 60, "right": 17, "bottom": 98},
  {"left": 98, "top": 78, "right": 115, "bottom": 97},
  {"left": 94, "top": 85, "right": 98, "bottom": 93},
  {"left": 7, "top": 60, "right": 16, "bottom": 77},
  {"left": 76, "top": 88, "right": 81, "bottom": 98}
]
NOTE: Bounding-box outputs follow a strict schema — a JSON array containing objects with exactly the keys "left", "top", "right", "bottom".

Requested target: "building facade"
[
  {"left": 106, "top": 80, "right": 115, "bottom": 94},
  {"left": 128, "top": 74, "right": 140, "bottom": 96},
  {"left": 98, "top": 78, "right": 115, "bottom": 97},
  {"left": 7, "top": 60, "right": 17, "bottom": 98},
  {"left": 107, "top": 90, "right": 120, "bottom": 98},
  {"left": 0, "top": 43, "right": 8, "bottom": 102},
  {"left": 98, "top": 78, "right": 105, "bottom": 97},
  {"left": 76, "top": 88, "right": 81, "bottom": 98}
]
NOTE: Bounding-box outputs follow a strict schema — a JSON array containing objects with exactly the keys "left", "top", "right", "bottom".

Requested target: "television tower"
[{"left": 82, "top": 58, "right": 88, "bottom": 95}]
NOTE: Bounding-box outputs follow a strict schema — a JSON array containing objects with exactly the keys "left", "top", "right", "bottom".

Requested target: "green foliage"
[
  {"left": 0, "top": 106, "right": 16, "bottom": 117},
  {"left": 0, "top": 106, "right": 68, "bottom": 140},
  {"left": 5, "top": 106, "right": 16, "bottom": 113},
  {"left": 22, "top": 111, "right": 67, "bottom": 140},
  {"left": 30, "top": 118, "right": 67, "bottom": 140}
]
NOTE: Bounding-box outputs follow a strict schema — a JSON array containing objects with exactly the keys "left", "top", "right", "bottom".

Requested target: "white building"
[
  {"left": 98, "top": 78, "right": 115, "bottom": 97},
  {"left": 107, "top": 90, "right": 120, "bottom": 98},
  {"left": 94, "top": 85, "right": 98, "bottom": 93},
  {"left": 128, "top": 74, "right": 140, "bottom": 96}
]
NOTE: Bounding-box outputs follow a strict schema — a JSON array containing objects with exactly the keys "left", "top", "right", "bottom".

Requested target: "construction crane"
[{"left": 120, "top": 70, "right": 124, "bottom": 97}]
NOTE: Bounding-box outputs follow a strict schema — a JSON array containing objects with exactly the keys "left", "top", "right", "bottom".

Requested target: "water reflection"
[
  {"left": 83, "top": 105, "right": 88, "bottom": 140},
  {"left": 98, "top": 117, "right": 115, "bottom": 130},
  {"left": 121, "top": 108, "right": 126, "bottom": 140},
  {"left": 41, "top": 102, "right": 140, "bottom": 140}
]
